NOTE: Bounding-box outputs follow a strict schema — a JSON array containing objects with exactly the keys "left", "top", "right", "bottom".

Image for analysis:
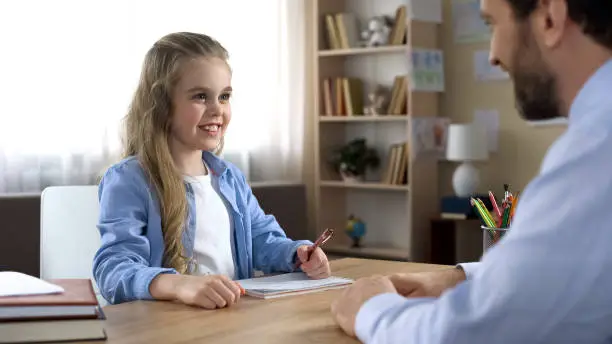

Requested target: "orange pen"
[
  {"left": 294, "top": 228, "right": 335, "bottom": 268},
  {"left": 510, "top": 192, "right": 520, "bottom": 218},
  {"left": 308, "top": 228, "right": 335, "bottom": 260}
]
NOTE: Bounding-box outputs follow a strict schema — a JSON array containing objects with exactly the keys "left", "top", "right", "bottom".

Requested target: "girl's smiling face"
[{"left": 170, "top": 57, "right": 232, "bottom": 152}]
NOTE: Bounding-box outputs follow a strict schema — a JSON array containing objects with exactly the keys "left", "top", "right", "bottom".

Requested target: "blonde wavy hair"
[{"left": 122, "top": 32, "right": 229, "bottom": 274}]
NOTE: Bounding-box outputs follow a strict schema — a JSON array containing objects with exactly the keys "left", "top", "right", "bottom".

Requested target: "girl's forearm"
[{"left": 149, "top": 273, "right": 183, "bottom": 301}]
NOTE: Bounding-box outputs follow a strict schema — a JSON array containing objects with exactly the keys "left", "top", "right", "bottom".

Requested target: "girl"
[{"left": 93, "top": 32, "right": 331, "bottom": 309}]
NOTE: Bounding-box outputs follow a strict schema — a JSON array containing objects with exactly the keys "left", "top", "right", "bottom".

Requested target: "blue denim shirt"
[{"left": 93, "top": 151, "right": 312, "bottom": 304}]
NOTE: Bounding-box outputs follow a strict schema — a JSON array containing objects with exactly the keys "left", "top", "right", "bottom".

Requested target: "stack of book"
[{"left": 0, "top": 276, "right": 106, "bottom": 343}]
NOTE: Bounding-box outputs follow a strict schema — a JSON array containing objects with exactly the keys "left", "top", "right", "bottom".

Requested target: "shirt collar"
[
  {"left": 569, "top": 58, "right": 612, "bottom": 125},
  {"left": 201, "top": 150, "right": 228, "bottom": 177}
]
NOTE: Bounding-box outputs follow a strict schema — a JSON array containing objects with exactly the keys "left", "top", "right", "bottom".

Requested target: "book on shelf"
[
  {"left": 342, "top": 78, "right": 364, "bottom": 116},
  {"left": 321, "top": 77, "right": 364, "bottom": 116},
  {"left": 0, "top": 274, "right": 107, "bottom": 343},
  {"left": 334, "top": 13, "right": 359, "bottom": 49},
  {"left": 388, "top": 5, "right": 407, "bottom": 45},
  {"left": 323, "top": 12, "right": 360, "bottom": 50},
  {"left": 381, "top": 142, "right": 409, "bottom": 185},
  {"left": 335, "top": 77, "right": 344, "bottom": 114},
  {"left": 386, "top": 75, "right": 408, "bottom": 115},
  {"left": 322, "top": 78, "right": 333, "bottom": 116},
  {"left": 324, "top": 14, "right": 341, "bottom": 50}
]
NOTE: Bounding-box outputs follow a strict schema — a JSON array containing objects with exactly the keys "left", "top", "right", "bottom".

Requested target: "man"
[{"left": 331, "top": 0, "right": 612, "bottom": 343}]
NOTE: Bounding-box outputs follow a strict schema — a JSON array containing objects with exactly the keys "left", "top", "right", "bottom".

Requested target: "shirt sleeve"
[
  {"left": 456, "top": 262, "right": 480, "bottom": 279},
  {"left": 93, "top": 165, "right": 176, "bottom": 304},
  {"left": 353, "top": 130, "right": 612, "bottom": 344},
  {"left": 236, "top": 171, "right": 312, "bottom": 273}
]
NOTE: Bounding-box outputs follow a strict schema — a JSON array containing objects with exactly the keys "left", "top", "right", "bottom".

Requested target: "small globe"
[
  {"left": 348, "top": 221, "right": 366, "bottom": 239},
  {"left": 345, "top": 216, "right": 366, "bottom": 247}
]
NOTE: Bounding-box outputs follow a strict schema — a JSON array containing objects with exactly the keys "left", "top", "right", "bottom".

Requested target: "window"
[{"left": 0, "top": 0, "right": 305, "bottom": 192}]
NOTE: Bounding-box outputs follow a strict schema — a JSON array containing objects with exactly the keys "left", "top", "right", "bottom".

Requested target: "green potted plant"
[{"left": 330, "top": 138, "right": 380, "bottom": 182}]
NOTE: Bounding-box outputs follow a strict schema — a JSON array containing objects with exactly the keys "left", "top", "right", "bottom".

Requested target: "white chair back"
[{"left": 40, "top": 185, "right": 105, "bottom": 305}]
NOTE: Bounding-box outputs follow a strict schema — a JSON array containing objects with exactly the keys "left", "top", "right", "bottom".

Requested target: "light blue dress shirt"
[{"left": 355, "top": 59, "right": 612, "bottom": 343}]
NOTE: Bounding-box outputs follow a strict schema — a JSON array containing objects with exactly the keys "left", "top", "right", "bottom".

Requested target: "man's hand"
[
  {"left": 331, "top": 276, "right": 397, "bottom": 338},
  {"left": 388, "top": 268, "right": 466, "bottom": 298},
  {"left": 296, "top": 245, "right": 331, "bottom": 279}
]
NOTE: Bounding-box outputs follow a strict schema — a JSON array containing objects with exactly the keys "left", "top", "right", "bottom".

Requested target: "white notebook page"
[
  {"left": 0, "top": 271, "right": 64, "bottom": 297},
  {"left": 237, "top": 272, "right": 352, "bottom": 292}
]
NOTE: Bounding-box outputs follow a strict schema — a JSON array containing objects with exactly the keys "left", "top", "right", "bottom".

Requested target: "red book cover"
[{"left": 0, "top": 279, "right": 98, "bottom": 306}]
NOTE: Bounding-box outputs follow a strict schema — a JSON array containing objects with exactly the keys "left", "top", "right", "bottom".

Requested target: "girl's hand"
[
  {"left": 296, "top": 245, "right": 331, "bottom": 279},
  {"left": 174, "top": 274, "right": 243, "bottom": 309}
]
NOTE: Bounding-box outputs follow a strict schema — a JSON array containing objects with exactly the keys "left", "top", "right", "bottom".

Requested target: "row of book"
[
  {"left": 321, "top": 77, "right": 364, "bottom": 116},
  {"left": 320, "top": 75, "right": 408, "bottom": 117},
  {"left": 381, "top": 142, "right": 409, "bottom": 185},
  {"left": 322, "top": 5, "right": 408, "bottom": 50},
  {"left": 323, "top": 13, "right": 359, "bottom": 50}
]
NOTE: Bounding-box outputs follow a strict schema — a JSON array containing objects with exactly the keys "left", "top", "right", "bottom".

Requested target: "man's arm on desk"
[
  {"left": 347, "top": 138, "right": 612, "bottom": 344},
  {"left": 388, "top": 266, "right": 469, "bottom": 298}
]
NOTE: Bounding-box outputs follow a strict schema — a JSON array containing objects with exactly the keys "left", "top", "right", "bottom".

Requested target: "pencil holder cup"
[{"left": 482, "top": 226, "right": 509, "bottom": 253}]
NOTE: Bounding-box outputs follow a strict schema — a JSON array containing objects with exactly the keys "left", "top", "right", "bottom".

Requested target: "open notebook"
[{"left": 237, "top": 272, "right": 353, "bottom": 299}]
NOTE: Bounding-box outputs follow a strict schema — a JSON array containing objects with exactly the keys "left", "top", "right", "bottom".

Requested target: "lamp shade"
[{"left": 446, "top": 123, "right": 488, "bottom": 161}]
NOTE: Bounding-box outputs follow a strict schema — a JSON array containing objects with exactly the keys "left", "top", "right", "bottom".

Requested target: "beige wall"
[{"left": 438, "top": 0, "right": 565, "bottom": 195}]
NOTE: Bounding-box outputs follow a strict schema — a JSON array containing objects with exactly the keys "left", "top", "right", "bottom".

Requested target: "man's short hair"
[{"left": 506, "top": 0, "right": 612, "bottom": 49}]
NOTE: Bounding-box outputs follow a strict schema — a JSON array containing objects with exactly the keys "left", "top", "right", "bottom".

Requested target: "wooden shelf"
[
  {"left": 319, "top": 115, "right": 409, "bottom": 122},
  {"left": 320, "top": 181, "right": 409, "bottom": 191},
  {"left": 313, "top": 0, "right": 441, "bottom": 263},
  {"left": 325, "top": 244, "right": 410, "bottom": 261},
  {"left": 318, "top": 45, "right": 408, "bottom": 57}
]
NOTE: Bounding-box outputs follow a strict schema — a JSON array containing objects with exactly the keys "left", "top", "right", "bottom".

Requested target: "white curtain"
[{"left": 0, "top": 0, "right": 305, "bottom": 194}]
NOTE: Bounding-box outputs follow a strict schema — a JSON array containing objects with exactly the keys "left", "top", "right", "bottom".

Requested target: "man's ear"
[{"left": 537, "top": 0, "right": 568, "bottom": 49}]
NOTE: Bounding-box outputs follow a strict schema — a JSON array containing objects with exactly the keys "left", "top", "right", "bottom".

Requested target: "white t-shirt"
[{"left": 183, "top": 173, "right": 236, "bottom": 280}]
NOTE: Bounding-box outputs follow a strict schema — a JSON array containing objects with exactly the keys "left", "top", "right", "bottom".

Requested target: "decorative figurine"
[
  {"left": 363, "top": 85, "right": 390, "bottom": 116},
  {"left": 360, "top": 16, "right": 393, "bottom": 47},
  {"left": 345, "top": 214, "right": 366, "bottom": 248}
]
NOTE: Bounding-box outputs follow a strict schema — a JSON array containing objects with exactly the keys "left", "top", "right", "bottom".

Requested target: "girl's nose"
[{"left": 207, "top": 101, "right": 221, "bottom": 116}]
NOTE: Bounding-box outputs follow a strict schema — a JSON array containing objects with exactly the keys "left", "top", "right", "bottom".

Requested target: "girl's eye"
[
  {"left": 219, "top": 93, "right": 231, "bottom": 103},
  {"left": 193, "top": 93, "right": 207, "bottom": 101}
]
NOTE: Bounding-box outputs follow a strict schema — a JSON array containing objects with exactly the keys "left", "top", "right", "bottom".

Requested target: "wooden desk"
[{"left": 85, "top": 258, "right": 447, "bottom": 344}]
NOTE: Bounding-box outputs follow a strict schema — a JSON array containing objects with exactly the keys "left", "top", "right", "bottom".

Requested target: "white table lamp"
[{"left": 446, "top": 123, "right": 489, "bottom": 197}]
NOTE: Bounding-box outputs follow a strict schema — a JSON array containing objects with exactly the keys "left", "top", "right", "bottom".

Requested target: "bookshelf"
[{"left": 312, "top": 0, "right": 442, "bottom": 262}]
